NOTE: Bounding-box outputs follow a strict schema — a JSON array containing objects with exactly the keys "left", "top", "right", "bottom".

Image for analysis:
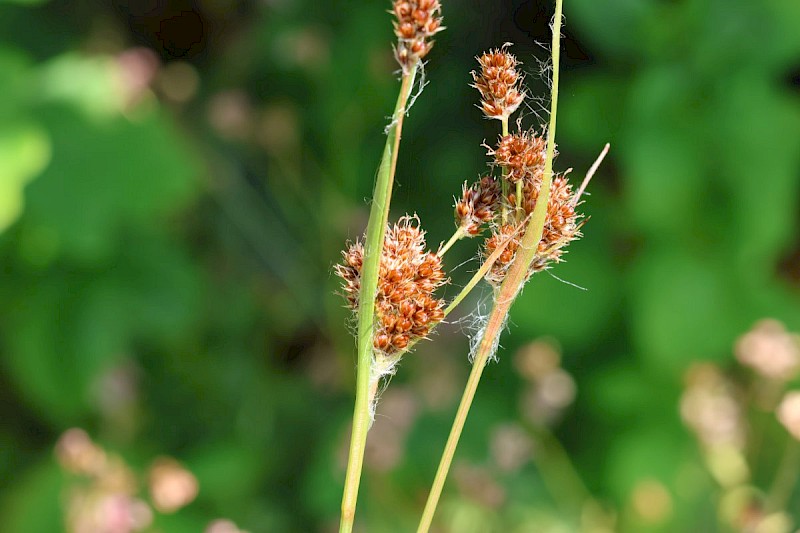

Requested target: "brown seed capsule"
[
  {"left": 392, "top": 333, "right": 410, "bottom": 350},
  {"left": 375, "top": 333, "right": 391, "bottom": 351}
]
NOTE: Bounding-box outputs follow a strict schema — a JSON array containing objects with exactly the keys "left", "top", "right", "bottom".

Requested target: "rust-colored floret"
[
  {"left": 471, "top": 47, "right": 525, "bottom": 120},
  {"left": 490, "top": 131, "right": 547, "bottom": 184},
  {"left": 392, "top": 0, "right": 444, "bottom": 73},
  {"left": 455, "top": 175, "right": 502, "bottom": 236},
  {"left": 335, "top": 216, "right": 447, "bottom": 355},
  {"left": 483, "top": 223, "right": 522, "bottom": 285}
]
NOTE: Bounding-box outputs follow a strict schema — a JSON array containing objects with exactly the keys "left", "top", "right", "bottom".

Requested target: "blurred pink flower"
[{"left": 735, "top": 319, "right": 800, "bottom": 381}]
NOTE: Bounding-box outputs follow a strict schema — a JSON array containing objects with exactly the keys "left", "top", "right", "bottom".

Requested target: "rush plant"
[{"left": 333, "top": 0, "right": 607, "bottom": 530}]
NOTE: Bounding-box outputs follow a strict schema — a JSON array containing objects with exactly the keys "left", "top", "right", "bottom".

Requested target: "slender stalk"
[
  {"left": 417, "top": 2, "right": 564, "bottom": 530},
  {"left": 766, "top": 438, "right": 800, "bottom": 512},
  {"left": 574, "top": 143, "right": 609, "bottom": 204},
  {"left": 339, "top": 66, "right": 417, "bottom": 533},
  {"left": 438, "top": 227, "right": 466, "bottom": 257},
  {"left": 522, "top": 420, "right": 593, "bottom": 517},
  {"left": 441, "top": 223, "right": 522, "bottom": 318}
]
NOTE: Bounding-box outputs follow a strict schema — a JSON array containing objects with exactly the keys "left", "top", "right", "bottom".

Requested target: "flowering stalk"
[
  {"left": 339, "top": 71, "right": 416, "bottom": 533},
  {"left": 339, "top": 3, "right": 442, "bottom": 532},
  {"left": 338, "top": 70, "right": 414, "bottom": 530},
  {"left": 417, "top": 1, "right": 565, "bottom": 530}
]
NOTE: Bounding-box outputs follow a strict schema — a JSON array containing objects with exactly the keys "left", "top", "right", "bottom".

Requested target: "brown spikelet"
[
  {"left": 392, "top": 0, "right": 444, "bottom": 73},
  {"left": 454, "top": 175, "right": 502, "bottom": 236},
  {"left": 334, "top": 242, "right": 364, "bottom": 308},
  {"left": 335, "top": 216, "right": 447, "bottom": 355},
  {"left": 471, "top": 46, "right": 525, "bottom": 120},
  {"left": 490, "top": 131, "right": 548, "bottom": 184}
]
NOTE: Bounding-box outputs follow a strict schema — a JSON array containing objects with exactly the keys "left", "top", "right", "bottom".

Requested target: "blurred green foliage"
[{"left": 0, "top": 0, "right": 799, "bottom": 532}]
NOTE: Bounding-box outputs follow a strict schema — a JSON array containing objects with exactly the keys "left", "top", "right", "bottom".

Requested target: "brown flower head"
[
  {"left": 490, "top": 130, "right": 547, "bottom": 184},
  {"left": 335, "top": 216, "right": 446, "bottom": 355},
  {"left": 482, "top": 174, "right": 581, "bottom": 284},
  {"left": 526, "top": 173, "right": 582, "bottom": 269},
  {"left": 392, "top": 0, "right": 444, "bottom": 74},
  {"left": 472, "top": 46, "right": 525, "bottom": 120},
  {"left": 455, "top": 175, "right": 501, "bottom": 236}
]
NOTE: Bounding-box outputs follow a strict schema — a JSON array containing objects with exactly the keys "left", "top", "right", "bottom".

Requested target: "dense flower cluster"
[
  {"left": 392, "top": 0, "right": 444, "bottom": 73},
  {"left": 335, "top": 217, "right": 446, "bottom": 355},
  {"left": 455, "top": 175, "right": 501, "bottom": 236},
  {"left": 471, "top": 47, "right": 525, "bottom": 120},
  {"left": 490, "top": 131, "right": 547, "bottom": 184},
  {"left": 481, "top": 174, "right": 581, "bottom": 284}
]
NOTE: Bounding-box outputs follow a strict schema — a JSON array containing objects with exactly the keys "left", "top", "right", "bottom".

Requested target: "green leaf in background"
[
  {"left": 711, "top": 72, "right": 800, "bottom": 273},
  {"left": 629, "top": 248, "right": 743, "bottom": 374},
  {"left": 513, "top": 233, "right": 621, "bottom": 351},
  {"left": 568, "top": 0, "right": 658, "bottom": 61},
  {"left": 0, "top": 459, "right": 63, "bottom": 532},
  {"left": 36, "top": 54, "right": 125, "bottom": 119},
  {"left": 0, "top": 123, "right": 50, "bottom": 232},
  {"left": 22, "top": 105, "right": 198, "bottom": 263}
]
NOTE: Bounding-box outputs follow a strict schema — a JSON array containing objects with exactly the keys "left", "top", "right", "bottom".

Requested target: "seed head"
[
  {"left": 482, "top": 174, "right": 581, "bottom": 284},
  {"left": 490, "top": 131, "right": 548, "bottom": 184},
  {"left": 472, "top": 46, "right": 525, "bottom": 121},
  {"left": 526, "top": 174, "right": 582, "bottom": 267},
  {"left": 392, "top": 0, "right": 444, "bottom": 74},
  {"left": 335, "top": 216, "right": 447, "bottom": 355},
  {"left": 455, "top": 175, "right": 502, "bottom": 236}
]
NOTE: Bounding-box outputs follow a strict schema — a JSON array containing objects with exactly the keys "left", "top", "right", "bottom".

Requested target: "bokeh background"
[{"left": 1, "top": 0, "right": 800, "bottom": 531}]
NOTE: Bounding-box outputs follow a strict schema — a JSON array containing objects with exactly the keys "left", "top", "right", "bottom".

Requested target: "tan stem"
[{"left": 417, "top": 2, "right": 564, "bottom": 529}]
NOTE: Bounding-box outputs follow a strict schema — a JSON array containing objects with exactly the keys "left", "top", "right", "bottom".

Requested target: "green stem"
[
  {"left": 417, "top": 2, "right": 563, "bottom": 530},
  {"left": 339, "top": 66, "right": 417, "bottom": 533},
  {"left": 766, "top": 438, "right": 800, "bottom": 513},
  {"left": 441, "top": 224, "right": 521, "bottom": 318},
  {"left": 438, "top": 227, "right": 465, "bottom": 257},
  {"left": 522, "top": 420, "right": 592, "bottom": 517}
]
